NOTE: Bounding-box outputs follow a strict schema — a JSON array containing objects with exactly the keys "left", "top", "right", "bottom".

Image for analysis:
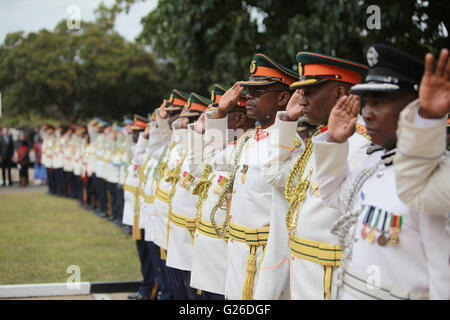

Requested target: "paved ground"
[
  {"left": 0, "top": 184, "right": 47, "bottom": 194},
  {"left": 0, "top": 167, "right": 47, "bottom": 194},
  {"left": 2, "top": 292, "right": 134, "bottom": 300}
]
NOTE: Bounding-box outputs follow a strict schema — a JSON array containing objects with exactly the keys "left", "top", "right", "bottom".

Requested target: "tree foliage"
[
  {"left": 138, "top": 0, "right": 260, "bottom": 96},
  {"left": 134, "top": 0, "right": 448, "bottom": 92},
  {"left": 1, "top": 0, "right": 447, "bottom": 123},
  {"left": 0, "top": 10, "right": 167, "bottom": 122}
]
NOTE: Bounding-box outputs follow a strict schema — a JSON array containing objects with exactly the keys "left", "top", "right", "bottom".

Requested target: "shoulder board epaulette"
[{"left": 355, "top": 123, "right": 371, "bottom": 140}]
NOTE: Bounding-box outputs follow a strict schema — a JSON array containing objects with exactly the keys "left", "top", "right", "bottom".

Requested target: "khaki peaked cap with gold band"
[
  {"left": 240, "top": 53, "right": 299, "bottom": 87},
  {"left": 291, "top": 52, "right": 368, "bottom": 89},
  {"left": 179, "top": 92, "right": 212, "bottom": 118},
  {"left": 166, "top": 89, "right": 190, "bottom": 112},
  {"left": 130, "top": 114, "right": 149, "bottom": 131}
]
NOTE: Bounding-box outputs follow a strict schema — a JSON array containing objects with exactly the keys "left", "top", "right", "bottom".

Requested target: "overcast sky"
[{"left": 0, "top": 0, "right": 158, "bottom": 44}]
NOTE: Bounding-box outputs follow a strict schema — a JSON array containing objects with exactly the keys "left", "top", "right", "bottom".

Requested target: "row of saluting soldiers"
[{"left": 40, "top": 44, "right": 450, "bottom": 300}]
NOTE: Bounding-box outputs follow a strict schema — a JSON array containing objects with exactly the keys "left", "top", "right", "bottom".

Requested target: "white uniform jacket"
[
  {"left": 313, "top": 133, "right": 450, "bottom": 300},
  {"left": 257, "top": 112, "right": 370, "bottom": 300},
  {"left": 188, "top": 119, "right": 239, "bottom": 295},
  {"left": 122, "top": 133, "right": 148, "bottom": 227}
]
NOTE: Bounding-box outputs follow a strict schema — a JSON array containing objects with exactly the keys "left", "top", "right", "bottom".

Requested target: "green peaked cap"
[
  {"left": 208, "top": 84, "right": 248, "bottom": 112},
  {"left": 166, "top": 89, "right": 190, "bottom": 111},
  {"left": 291, "top": 51, "right": 368, "bottom": 89},
  {"left": 240, "top": 53, "right": 299, "bottom": 87},
  {"left": 179, "top": 92, "right": 212, "bottom": 118}
]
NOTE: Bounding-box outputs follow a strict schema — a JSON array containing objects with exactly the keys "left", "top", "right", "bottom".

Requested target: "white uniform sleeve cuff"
[
  {"left": 188, "top": 124, "right": 204, "bottom": 163},
  {"left": 135, "top": 132, "right": 149, "bottom": 151},
  {"left": 313, "top": 132, "right": 349, "bottom": 177},
  {"left": 413, "top": 108, "right": 446, "bottom": 127},
  {"left": 397, "top": 100, "right": 447, "bottom": 158},
  {"left": 205, "top": 114, "right": 228, "bottom": 146}
]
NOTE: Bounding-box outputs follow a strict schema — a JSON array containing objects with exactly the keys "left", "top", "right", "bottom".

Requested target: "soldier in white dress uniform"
[
  {"left": 123, "top": 115, "right": 158, "bottom": 300},
  {"left": 72, "top": 126, "right": 85, "bottom": 206},
  {"left": 105, "top": 124, "right": 124, "bottom": 224},
  {"left": 257, "top": 52, "right": 370, "bottom": 300},
  {"left": 41, "top": 124, "right": 57, "bottom": 195},
  {"left": 61, "top": 127, "right": 74, "bottom": 198},
  {"left": 163, "top": 92, "right": 212, "bottom": 300},
  {"left": 138, "top": 110, "right": 172, "bottom": 300},
  {"left": 207, "top": 53, "right": 298, "bottom": 300},
  {"left": 53, "top": 125, "right": 66, "bottom": 197},
  {"left": 86, "top": 120, "right": 102, "bottom": 211},
  {"left": 188, "top": 84, "right": 252, "bottom": 300},
  {"left": 115, "top": 118, "right": 134, "bottom": 227},
  {"left": 91, "top": 120, "right": 110, "bottom": 216},
  {"left": 149, "top": 90, "right": 189, "bottom": 299},
  {"left": 312, "top": 44, "right": 450, "bottom": 300},
  {"left": 79, "top": 126, "right": 92, "bottom": 208}
]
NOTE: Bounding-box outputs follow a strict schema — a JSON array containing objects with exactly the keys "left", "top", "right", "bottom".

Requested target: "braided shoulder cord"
[
  {"left": 148, "top": 143, "right": 170, "bottom": 196},
  {"left": 141, "top": 152, "right": 158, "bottom": 196},
  {"left": 331, "top": 160, "right": 382, "bottom": 288},
  {"left": 165, "top": 147, "right": 188, "bottom": 246},
  {"left": 284, "top": 127, "right": 324, "bottom": 233},
  {"left": 165, "top": 148, "right": 188, "bottom": 189},
  {"left": 192, "top": 163, "right": 215, "bottom": 226},
  {"left": 192, "top": 163, "right": 212, "bottom": 197},
  {"left": 152, "top": 142, "right": 170, "bottom": 180},
  {"left": 210, "top": 129, "right": 255, "bottom": 238},
  {"left": 155, "top": 141, "right": 175, "bottom": 184},
  {"left": 139, "top": 153, "right": 153, "bottom": 181}
]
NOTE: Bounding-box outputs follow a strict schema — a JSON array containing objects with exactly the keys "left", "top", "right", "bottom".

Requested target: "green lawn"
[{"left": 0, "top": 191, "right": 141, "bottom": 285}]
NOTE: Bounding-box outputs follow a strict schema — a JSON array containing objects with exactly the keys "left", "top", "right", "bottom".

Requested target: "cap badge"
[
  {"left": 211, "top": 91, "right": 215, "bottom": 102},
  {"left": 298, "top": 62, "right": 303, "bottom": 76},
  {"left": 367, "top": 47, "right": 379, "bottom": 67},
  {"left": 169, "top": 94, "right": 174, "bottom": 104},
  {"left": 249, "top": 60, "right": 257, "bottom": 74}
]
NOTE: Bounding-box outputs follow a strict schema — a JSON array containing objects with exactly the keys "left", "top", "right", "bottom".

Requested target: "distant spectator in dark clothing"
[{"left": 0, "top": 127, "right": 14, "bottom": 186}]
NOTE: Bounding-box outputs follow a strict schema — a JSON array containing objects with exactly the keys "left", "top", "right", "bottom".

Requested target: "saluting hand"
[
  {"left": 143, "top": 123, "right": 151, "bottom": 139},
  {"left": 217, "top": 81, "right": 244, "bottom": 118},
  {"left": 285, "top": 89, "right": 304, "bottom": 121},
  {"left": 327, "top": 95, "right": 360, "bottom": 143},
  {"left": 193, "top": 112, "right": 206, "bottom": 134},
  {"left": 158, "top": 99, "right": 169, "bottom": 119},
  {"left": 419, "top": 48, "right": 450, "bottom": 118}
]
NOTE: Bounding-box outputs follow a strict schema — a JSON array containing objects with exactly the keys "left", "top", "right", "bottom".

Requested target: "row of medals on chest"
[
  {"left": 359, "top": 202, "right": 403, "bottom": 246},
  {"left": 179, "top": 165, "right": 244, "bottom": 193}
]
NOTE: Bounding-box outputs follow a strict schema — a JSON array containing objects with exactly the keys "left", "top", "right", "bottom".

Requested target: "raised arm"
[
  {"left": 263, "top": 90, "right": 304, "bottom": 187},
  {"left": 394, "top": 48, "right": 450, "bottom": 217},
  {"left": 313, "top": 95, "right": 361, "bottom": 210}
]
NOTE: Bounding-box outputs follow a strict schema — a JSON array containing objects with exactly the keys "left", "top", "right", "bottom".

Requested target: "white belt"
[{"left": 336, "top": 268, "right": 428, "bottom": 300}]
